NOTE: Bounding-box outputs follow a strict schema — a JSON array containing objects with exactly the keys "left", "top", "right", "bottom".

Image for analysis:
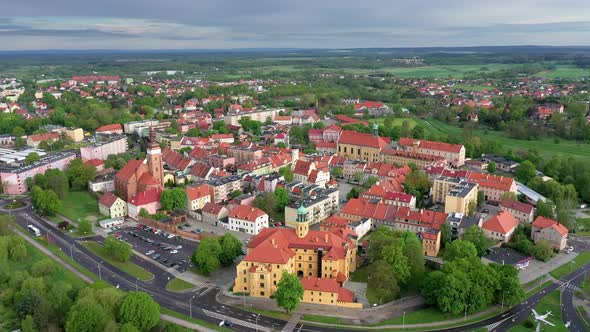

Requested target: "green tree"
[
  {"left": 15, "top": 137, "right": 27, "bottom": 148},
  {"left": 467, "top": 201, "right": 477, "bottom": 216},
  {"left": 346, "top": 187, "right": 361, "bottom": 200},
  {"left": 383, "top": 244, "right": 411, "bottom": 284},
  {"left": 363, "top": 176, "right": 379, "bottom": 189},
  {"left": 218, "top": 234, "right": 242, "bottom": 267},
  {"left": 192, "top": 237, "right": 221, "bottom": 275},
  {"left": 45, "top": 169, "right": 69, "bottom": 199},
  {"left": 160, "top": 188, "right": 187, "bottom": 212},
  {"left": 490, "top": 263, "right": 524, "bottom": 306},
  {"left": 12, "top": 126, "right": 25, "bottom": 137},
  {"left": 353, "top": 171, "right": 363, "bottom": 183},
  {"left": 278, "top": 166, "right": 293, "bottom": 182},
  {"left": 104, "top": 236, "right": 132, "bottom": 262},
  {"left": 533, "top": 239, "right": 553, "bottom": 262},
  {"left": 500, "top": 192, "right": 518, "bottom": 201},
  {"left": 368, "top": 260, "right": 399, "bottom": 304},
  {"left": 119, "top": 323, "right": 140, "bottom": 332},
  {"left": 66, "top": 299, "right": 109, "bottom": 332},
  {"left": 535, "top": 199, "right": 556, "bottom": 219},
  {"left": 461, "top": 225, "right": 489, "bottom": 256},
  {"left": 477, "top": 191, "right": 485, "bottom": 206},
  {"left": 117, "top": 292, "right": 160, "bottom": 332},
  {"left": 275, "top": 187, "right": 291, "bottom": 210},
  {"left": 31, "top": 186, "right": 62, "bottom": 216},
  {"left": 440, "top": 222, "right": 452, "bottom": 248},
  {"left": 230, "top": 190, "right": 242, "bottom": 199},
  {"left": 33, "top": 173, "right": 48, "bottom": 189},
  {"left": 444, "top": 240, "right": 478, "bottom": 261},
  {"left": 78, "top": 219, "right": 92, "bottom": 235},
  {"left": 403, "top": 170, "right": 430, "bottom": 203},
  {"left": 331, "top": 167, "right": 343, "bottom": 178},
  {"left": 515, "top": 160, "right": 536, "bottom": 183},
  {"left": 276, "top": 142, "right": 287, "bottom": 148},
  {"left": 25, "top": 152, "right": 40, "bottom": 164},
  {"left": 21, "top": 315, "right": 36, "bottom": 332},
  {"left": 66, "top": 159, "right": 96, "bottom": 191},
  {"left": 487, "top": 162, "right": 496, "bottom": 174},
  {"left": 275, "top": 271, "right": 304, "bottom": 313}
]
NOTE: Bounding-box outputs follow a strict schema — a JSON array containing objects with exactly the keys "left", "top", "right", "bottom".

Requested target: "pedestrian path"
[
  {"left": 555, "top": 280, "right": 581, "bottom": 292},
  {"left": 281, "top": 313, "right": 301, "bottom": 332},
  {"left": 203, "top": 309, "right": 271, "bottom": 332}
]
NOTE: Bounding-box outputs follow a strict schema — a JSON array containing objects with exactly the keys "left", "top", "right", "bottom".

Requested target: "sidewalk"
[
  {"left": 519, "top": 252, "right": 579, "bottom": 284},
  {"left": 160, "top": 314, "right": 218, "bottom": 332}
]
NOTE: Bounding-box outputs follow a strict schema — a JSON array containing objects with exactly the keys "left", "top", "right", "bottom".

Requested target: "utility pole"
[
  {"left": 98, "top": 261, "right": 103, "bottom": 280},
  {"left": 70, "top": 244, "right": 74, "bottom": 260},
  {"left": 190, "top": 295, "right": 196, "bottom": 318},
  {"left": 256, "top": 314, "right": 260, "bottom": 332},
  {"left": 403, "top": 312, "right": 406, "bottom": 329}
]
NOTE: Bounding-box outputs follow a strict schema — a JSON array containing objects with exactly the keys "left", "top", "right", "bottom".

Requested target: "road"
[{"left": 9, "top": 201, "right": 590, "bottom": 332}]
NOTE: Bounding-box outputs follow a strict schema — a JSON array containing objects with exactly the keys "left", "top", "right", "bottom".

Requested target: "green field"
[
  {"left": 576, "top": 218, "right": 590, "bottom": 236},
  {"left": 236, "top": 305, "right": 290, "bottom": 320},
  {"left": 536, "top": 65, "right": 590, "bottom": 79},
  {"left": 166, "top": 278, "right": 197, "bottom": 292},
  {"left": 550, "top": 251, "right": 590, "bottom": 280},
  {"left": 59, "top": 191, "right": 99, "bottom": 221},
  {"left": 83, "top": 241, "right": 154, "bottom": 281},
  {"left": 421, "top": 119, "right": 590, "bottom": 163},
  {"left": 302, "top": 314, "right": 347, "bottom": 325},
  {"left": 509, "top": 291, "right": 568, "bottom": 332}
]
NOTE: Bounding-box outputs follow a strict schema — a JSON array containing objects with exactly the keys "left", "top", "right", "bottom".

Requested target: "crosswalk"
[{"left": 555, "top": 280, "right": 578, "bottom": 291}]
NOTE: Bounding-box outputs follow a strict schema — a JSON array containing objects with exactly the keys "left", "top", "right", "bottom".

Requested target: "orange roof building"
[
  {"left": 482, "top": 211, "right": 519, "bottom": 243},
  {"left": 531, "top": 216, "right": 569, "bottom": 250},
  {"left": 398, "top": 137, "right": 466, "bottom": 167},
  {"left": 234, "top": 204, "right": 361, "bottom": 308}
]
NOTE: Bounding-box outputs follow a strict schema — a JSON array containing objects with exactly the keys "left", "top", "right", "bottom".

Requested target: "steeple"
[
  {"left": 372, "top": 123, "right": 379, "bottom": 137},
  {"left": 146, "top": 126, "right": 164, "bottom": 187},
  {"left": 296, "top": 202, "right": 309, "bottom": 238}
]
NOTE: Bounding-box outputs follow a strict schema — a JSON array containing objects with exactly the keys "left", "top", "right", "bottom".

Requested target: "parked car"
[
  {"left": 167, "top": 234, "right": 176, "bottom": 239},
  {"left": 170, "top": 250, "right": 179, "bottom": 254},
  {"left": 145, "top": 250, "right": 155, "bottom": 256},
  {"left": 151, "top": 253, "right": 161, "bottom": 259},
  {"left": 175, "top": 245, "right": 182, "bottom": 249},
  {"left": 136, "top": 224, "right": 144, "bottom": 229},
  {"left": 219, "top": 320, "right": 233, "bottom": 327},
  {"left": 481, "top": 208, "right": 490, "bottom": 213}
]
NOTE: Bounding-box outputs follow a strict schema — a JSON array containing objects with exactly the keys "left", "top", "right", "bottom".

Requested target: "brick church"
[{"left": 115, "top": 127, "right": 164, "bottom": 201}]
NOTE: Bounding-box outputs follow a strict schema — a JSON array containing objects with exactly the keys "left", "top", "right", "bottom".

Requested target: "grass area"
[
  {"left": 83, "top": 241, "right": 154, "bottom": 281},
  {"left": 3, "top": 201, "right": 25, "bottom": 209},
  {"left": 349, "top": 265, "right": 369, "bottom": 282},
  {"left": 237, "top": 305, "right": 290, "bottom": 320},
  {"left": 576, "top": 306, "right": 590, "bottom": 329},
  {"left": 59, "top": 191, "right": 99, "bottom": 221},
  {"left": 160, "top": 307, "right": 229, "bottom": 332},
  {"left": 529, "top": 291, "right": 567, "bottom": 331},
  {"left": 536, "top": 65, "right": 590, "bottom": 79},
  {"left": 526, "top": 281, "right": 553, "bottom": 297},
  {"left": 302, "top": 314, "right": 347, "bottom": 325},
  {"left": 550, "top": 251, "right": 590, "bottom": 280},
  {"left": 166, "top": 278, "right": 197, "bottom": 292},
  {"left": 576, "top": 218, "right": 590, "bottom": 236},
  {"left": 421, "top": 118, "right": 590, "bottom": 163},
  {"left": 372, "top": 307, "right": 495, "bottom": 326}
]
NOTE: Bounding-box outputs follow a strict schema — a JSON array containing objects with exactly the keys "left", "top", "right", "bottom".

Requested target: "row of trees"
[
  {"left": 505, "top": 225, "right": 554, "bottom": 262},
  {"left": 191, "top": 234, "right": 242, "bottom": 275}
]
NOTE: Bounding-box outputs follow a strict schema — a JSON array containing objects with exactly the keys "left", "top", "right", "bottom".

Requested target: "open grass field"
[
  {"left": 509, "top": 291, "right": 568, "bottom": 332},
  {"left": 576, "top": 218, "right": 590, "bottom": 236},
  {"left": 550, "top": 251, "right": 590, "bottom": 280},
  {"left": 536, "top": 65, "right": 590, "bottom": 79},
  {"left": 165, "top": 277, "right": 196, "bottom": 292},
  {"left": 422, "top": 119, "right": 590, "bottom": 163},
  {"left": 83, "top": 241, "right": 154, "bottom": 281},
  {"left": 59, "top": 191, "right": 99, "bottom": 221}
]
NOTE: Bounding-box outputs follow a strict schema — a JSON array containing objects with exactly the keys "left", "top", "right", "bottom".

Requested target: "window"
[
  {"left": 308, "top": 264, "right": 312, "bottom": 268},
  {"left": 243, "top": 278, "right": 246, "bottom": 282},
  {"left": 260, "top": 275, "right": 264, "bottom": 279},
  {"left": 309, "top": 256, "right": 312, "bottom": 261},
  {"left": 299, "top": 256, "right": 302, "bottom": 260},
  {"left": 260, "top": 283, "right": 265, "bottom": 288},
  {"left": 298, "top": 263, "right": 301, "bottom": 268},
  {"left": 274, "top": 281, "right": 277, "bottom": 285},
  {"left": 243, "top": 270, "right": 246, "bottom": 274},
  {"left": 260, "top": 291, "right": 265, "bottom": 296}
]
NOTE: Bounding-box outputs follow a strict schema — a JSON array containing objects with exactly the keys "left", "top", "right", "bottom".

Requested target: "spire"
[{"left": 372, "top": 123, "right": 379, "bottom": 137}]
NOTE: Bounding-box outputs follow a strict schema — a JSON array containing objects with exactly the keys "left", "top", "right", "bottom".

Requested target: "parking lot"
[{"left": 119, "top": 224, "right": 199, "bottom": 273}]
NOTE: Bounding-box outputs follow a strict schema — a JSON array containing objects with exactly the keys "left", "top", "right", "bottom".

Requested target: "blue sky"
[{"left": 1, "top": 0, "right": 590, "bottom": 50}]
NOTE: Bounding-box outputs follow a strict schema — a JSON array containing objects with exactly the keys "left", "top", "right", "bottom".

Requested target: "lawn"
[
  {"left": 536, "top": 65, "right": 590, "bottom": 79},
  {"left": 83, "top": 241, "right": 154, "bottom": 281},
  {"left": 349, "top": 265, "right": 369, "bottom": 282},
  {"left": 576, "top": 218, "right": 590, "bottom": 236},
  {"left": 302, "top": 314, "right": 347, "bottom": 325},
  {"left": 525, "top": 291, "right": 567, "bottom": 331},
  {"left": 166, "top": 278, "right": 197, "bottom": 292},
  {"left": 372, "top": 307, "right": 495, "bottom": 326},
  {"left": 422, "top": 119, "right": 590, "bottom": 163},
  {"left": 3, "top": 201, "right": 25, "bottom": 209},
  {"left": 551, "top": 251, "right": 590, "bottom": 280},
  {"left": 160, "top": 308, "right": 229, "bottom": 331},
  {"left": 59, "top": 191, "right": 99, "bottom": 221}
]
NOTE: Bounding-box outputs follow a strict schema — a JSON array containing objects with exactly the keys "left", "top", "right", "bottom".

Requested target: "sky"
[{"left": 1, "top": 0, "right": 590, "bottom": 50}]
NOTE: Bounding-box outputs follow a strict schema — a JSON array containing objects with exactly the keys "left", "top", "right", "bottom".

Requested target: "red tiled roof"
[
  {"left": 301, "top": 277, "right": 339, "bottom": 293},
  {"left": 186, "top": 184, "right": 210, "bottom": 201},
  {"left": 338, "top": 130, "right": 390, "bottom": 149},
  {"left": 96, "top": 123, "right": 123, "bottom": 132},
  {"left": 533, "top": 216, "right": 568, "bottom": 236},
  {"left": 500, "top": 199, "right": 534, "bottom": 214},
  {"left": 28, "top": 132, "right": 60, "bottom": 142},
  {"left": 129, "top": 188, "right": 161, "bottom": 206},
  {"left": 482, "top": 211, "right": 518, "bottom": 235},
  {"left": 354, "top": 101, "right": 385, "bottom": 109},
  {"left": 229, "top": 205, "right": 267, "bottom": 222},
  {"left": 138, "top": 172, "right": 159, "bottom": 185},
  {"left": 202, "top": 202, "right": 226, "bottom": 215},
  {"left": 85, "top": 159, "right": 104, "bottom": 167},
  {"left": 115, "top": 159, "right": 144, "bottom": 181},
  {"left": 338, "top": 287, "right": 355, "bottom": 302},
  {"left": 99, "top": 192, "right": 121, "bottom": 208},
  {"left": 399, "top": 137, "right": 463, "bottom": 153}
]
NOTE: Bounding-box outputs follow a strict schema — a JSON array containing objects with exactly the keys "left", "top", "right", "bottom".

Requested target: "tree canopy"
[{"left": 275, "top": 271, "right": 304, "bottom": 313}]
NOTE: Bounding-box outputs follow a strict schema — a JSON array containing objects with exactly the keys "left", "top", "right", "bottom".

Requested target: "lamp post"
[
  {"left": 190, "top": 295, "right": 196, "bottom": 318},
  {"left": 135, "top": 278, "right": 139, "bottom": 291},
  {"left": 403, "top": 311, "right": 406, "bottom": 329},
  {"left": 70, "top": 244, "right": 74, "bottom": 260},
  {"left": 255, "top": 314, "right": 260, "bottom": 332},
  {"left": 98, "top": 261, "right": 103, "bottom": 280}
]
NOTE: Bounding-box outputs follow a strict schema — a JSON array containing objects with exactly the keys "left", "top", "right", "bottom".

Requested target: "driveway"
[{"left": 519, "top": 252, "right": 579, "bottom": 284}]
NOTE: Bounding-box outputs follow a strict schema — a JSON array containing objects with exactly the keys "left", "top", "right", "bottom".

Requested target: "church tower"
[
  {"left": 296, "top": 203, "right": 309, "bottom": 238},
  {"left": 372, "top": 122, "right": 379, "bottom": 137},
  {"left": 146, "top": 127, "right": 164, "bottom": 187}
]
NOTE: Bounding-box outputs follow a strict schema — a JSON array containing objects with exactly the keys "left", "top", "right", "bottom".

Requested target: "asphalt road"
[{"left": 9, "top": 201, "right": 590, "bottom": 332}]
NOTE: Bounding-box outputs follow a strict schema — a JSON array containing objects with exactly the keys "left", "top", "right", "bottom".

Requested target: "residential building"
[
  {"left": 201, "top": 202, "right": 229, "bottom": 225},
  {"left": 96, "top": 123, "right": 124, "bottom": 135},
  {"left": 0, "top": 151, "right": 76, "bottom": 194},
  {"left": 499, "top": 199, "right": 534, "bottom": 224},
  {"left": 64, "top": 127, "right": 84, "bottom": 142},
  {"left": 204, "top": 175, "right": 242, "bottom": 203},
  {"left": 446, "top": 213, "right": 483, "bottom": 238},
  {"left": 398, "top": 137, "right": 465, "bottom": 167},
  {"left": 223, "top": 108, "right": 281, "bottom": 126},
  {"left": 482, "top": 155, "right": 519, "bottom": 173},
  {"left": 185, "top": 184, "right": 212, "bottom": 211},
  {"left": 293, "top": 160, "right": 330, "bottom": 187},
  {"left": 233, "top": 206, "right": 360, "bottom": 308},
  {"left": 322, "top": 125, "right": 342, "bottom": 142},
  {"left": 379, "top": 148, "right": 444, "bottom": 169},
  {"left": 353, "top": 101, "right": 391, "bottom": 116},
  {"left": 80, "top": 135, "right": 128, "bottom": 161},
  {"left": 98, "top": 192, "right": 127, "bottom": 218},
  {"left": 124, "top": 119, "right": 159, "bottom": 134},
  {"left": 320, "top": 215, "right": 372, "bottom": 240},
  {"left": 228, "top": 206, "right": 269, "bottom": 235},
  {"left": 227, "top": 146, "right": 263, "bottom": 163},
  {"left": 428, "top": 168, "right": 517, "bottom": 204},
  {"left": 431, "top": 177, "right": 478, "bottom": 215},
  {"left": 531, "top": 216, "right": 568, "bottom": 250},
  {"left": 285, "top": 188, "right": 339, "bottom": 228},
  {"left": 88, "top": 173, "right": 115, "bottom": 193},
  {"left": 127, "top": 188, "right": 162, "bottom": 220},
  {"left": 26, "top": 132, "right": 60, "bottom": 148},
  {"left": 481, "top": 211, "right": 518, "bottom": 243}
]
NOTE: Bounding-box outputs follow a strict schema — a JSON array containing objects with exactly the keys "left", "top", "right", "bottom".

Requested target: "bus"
[{"left": 27, "top": 224, "right": 41, "bottom": 237}]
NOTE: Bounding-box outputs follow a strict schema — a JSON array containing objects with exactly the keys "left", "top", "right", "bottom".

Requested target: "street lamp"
[
  {"left": 135, "top": 278, "right": 139, "bottom": 291},
  {"left": 255, "top": 313, "right": 260, "bottom": 332},
  {"left": 70, "top": 244, "right": 75, "bottom": 260},
  {"left": 403, "top": 311, "right": 406, "bottom": 329},
  {"left": 190, "top": 295, "right": 196, "bottom": 318},
  {"left": 98, "top": 261, "right": 103, "bottom": 280}
]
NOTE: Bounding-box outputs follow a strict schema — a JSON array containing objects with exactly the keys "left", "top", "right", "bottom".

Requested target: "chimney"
[
  {"left": 325, "top": 233, "right": 329, "bottom": 243},
  {"left": 271, "top": 238, "right": 276, "bottom": 247}
]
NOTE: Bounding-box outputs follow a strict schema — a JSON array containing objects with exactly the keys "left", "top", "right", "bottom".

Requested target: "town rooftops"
[
  {"left": 202, "top": 202, "right": 227, "bottom": 215},
  {"left": 28, "top": 132, "right": 60, "bottom": 142},
  {"left": 185, "top": 184, "right": 211, "bottom": 201},
  {"left": 532, "top": 216, "right": 568, "bottom": 236},
  {"left": 482, "top": 211, "right": 518, "bottom": 235},
  {"left": 500, "top": 199, "right": 534, "bottom": 214},
  {"left": 399, "top": 137, "right": 463, "bottom": 153},
  {"left": 338, "top": 130, "right": 391, "bottom": 149},
  {"left": 229, "top": 205, "right": 266, "bottom": 222},
  {"left": 96, "top": 123, "right": 123, "bottom": 132},
  {"left": 128, "top": 188, "right": 161, "bottom": 206},
  {"left": 115, "top": 159, "right": 145, "bottom": 181},
  {"left": 98, "top": 192, "right": 121, "bottom": 208}
]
